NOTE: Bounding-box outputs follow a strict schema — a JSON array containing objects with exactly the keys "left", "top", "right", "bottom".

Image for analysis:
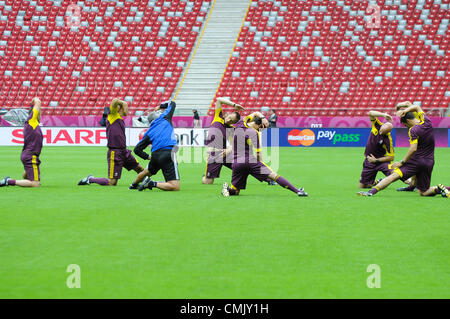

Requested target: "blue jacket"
[{"left": 134, "top": 101, "right": 178, "bottom": 159}]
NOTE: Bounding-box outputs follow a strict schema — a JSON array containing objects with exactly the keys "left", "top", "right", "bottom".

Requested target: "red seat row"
[{"left": 0, "top": 0, "right": 212, "bottom": 114}]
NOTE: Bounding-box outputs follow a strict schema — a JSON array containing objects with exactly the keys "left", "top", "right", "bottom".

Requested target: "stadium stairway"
[{"left": 173, "top": 0, "right": 250, "bottom": 116}]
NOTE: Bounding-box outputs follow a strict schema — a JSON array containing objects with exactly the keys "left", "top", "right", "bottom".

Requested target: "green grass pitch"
[{"left": 0, "top": 146, "right": 449, "bottom": 298}]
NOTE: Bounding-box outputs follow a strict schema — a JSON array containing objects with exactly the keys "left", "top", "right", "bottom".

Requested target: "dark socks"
[
  {"left": 276, "top": 176, "right": 299, "bottom": 194},
  {"left": 90, "top": 177, "right": 109, "bottom": 186},
  {"left": 7, "top": 179, "right": 16, "bottom": 186},
  {"left": 369, "top": 187, "right": 379, "bottom": 195}
]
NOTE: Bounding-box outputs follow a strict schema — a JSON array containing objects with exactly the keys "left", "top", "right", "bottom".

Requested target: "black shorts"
[{"left": 147, "top": 148, "right": 180, "bottom": 181}]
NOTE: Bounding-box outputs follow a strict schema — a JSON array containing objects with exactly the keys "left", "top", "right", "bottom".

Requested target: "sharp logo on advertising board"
[
  {"left": 10, "top": 128, "right": 107, "bottom": 145},
  {"left": 316, "top": 130, "right": 360, "bottom": 145},
  {"left": 287, "top": 129, "right": 315, "bottom": 146}
]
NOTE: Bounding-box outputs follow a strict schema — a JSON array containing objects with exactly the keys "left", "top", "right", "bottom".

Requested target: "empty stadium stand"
[
  {"left": 0, "top": 0, "right": 212, "bottom": 115},
  {"left": 211, "top": 0, "right": 449, "bottom": 117},
  {"left": 0, "top": 0, "right": 448, "bottom": 118}
]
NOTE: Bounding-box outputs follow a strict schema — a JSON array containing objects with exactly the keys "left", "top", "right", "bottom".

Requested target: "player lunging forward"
[
  {"left": 131, "top": 100, "right": 180, "bottom": 191},
  {"left": 203, "top": 97, "right": 244, "bottom": 184},
  {"left": 78, "top": 99, "right": 144, "bottom": 186},
  {"left": 358, "top": 110, "right": 394, "bottom": 188},
  {"left": 1, "top": 98, "right": 43, "bottom": 188},
  {"left": 358, "top": 102, "right": 449, "bottom": 197},
  {"left": 222, "top": 115, "right": 308, "bottom": 197}
]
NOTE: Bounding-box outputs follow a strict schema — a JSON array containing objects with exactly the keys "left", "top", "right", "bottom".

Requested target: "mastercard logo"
[{"left": 287, "top": 129, "right": 316, "bottom": 146}]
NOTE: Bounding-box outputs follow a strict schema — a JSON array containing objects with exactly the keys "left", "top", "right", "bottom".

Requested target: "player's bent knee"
[
  {"left": 268, "top": 172, "right": 278, "bottom": 180},
  {"left": 108, "top": 179, "right": 117, "bottom": 186}
]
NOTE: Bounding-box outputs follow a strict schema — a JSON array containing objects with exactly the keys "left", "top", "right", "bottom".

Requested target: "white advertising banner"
[
  {"left": 0, "top": 127, "right": 208, "bottom": 147},
  {"left": 127, "top": 128, "right": 209, "bottom": 147}
]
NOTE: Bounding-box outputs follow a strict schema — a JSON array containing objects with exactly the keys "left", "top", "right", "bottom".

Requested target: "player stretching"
[
  {"left": 358, "top": 102, "right": 449, "bottom": 198},
  {"left": 203, "top": 97, "right": 244, "bottom": 184},
  {"left": 394, "top": 102, "right": 419, "bottom": 192},
  {"left": 130, "top": 100, "right": 180, "bottom": 191},
  {"left": 0, "top": 98, "right": 43, "bottom": 188},
  {"left": 221, "top": 115, "right": 308, "bottom": 197},
  {"left": 78, "top": 99, "right": 144, "bottom": 186},
  {"left": 358, "top": 111, "right": 394, "bottom": 188}
]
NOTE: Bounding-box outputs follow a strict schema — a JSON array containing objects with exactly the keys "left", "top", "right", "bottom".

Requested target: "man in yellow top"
[
  {"left": 358, "top": 101, "right": 449, "bottom": 197},
  {"left": 202, "top": 97, "right": 244, "bottom": 184},
  {"left": 1, "top": 97, "right": 43, "bottom": 187},
  {"left": 78, "top": 98, "right": 144, "bottom": 186},
  {"left": 358, "top": 110, "right": 394, "bottom": 188}
]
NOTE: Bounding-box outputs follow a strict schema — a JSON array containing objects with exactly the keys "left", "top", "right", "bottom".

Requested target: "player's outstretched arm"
[
  {"left": 396, "top": 104, "right": 423, "bottom": 117},
  {"left": 165, "top": 101, "right": 176, "bottom": 119},
  {"left": 134, "top": 135, "right": 152, "bottom": 160},
  {"left": 391, "top": 143, "right": 418, "bottom": 169},
  {"left": 28, "top": 97, "right": 42, "bottom": 126},
  {"left": 31, "top": 97, "right": 41, "bottom": 113},
  {"left": 216, "top": 97, "right": 244, "bottom": 111},
  {"left": 367, "top": 154, "right": 394, "bottom": 164},
  {"left": 368, "top": 110, "right": 392, "bottom": 122},
  {"left": 249, "top": 111, "right": 264, "bottom": 118},
  {"left": 395, "top": 101, "right": 413, "bottom": 111}
]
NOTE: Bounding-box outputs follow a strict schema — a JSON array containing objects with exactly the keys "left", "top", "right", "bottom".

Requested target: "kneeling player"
[
  {"left": 203, "top": 97, "right": 244, "bottom": 184},
  {"left": 222, "top": 115, "right": 307, "bottom": 197},
  {"left": 358, "top": 103, "right": 449, "bottom": 198},
  {"left": 130, "top": 100, "right": 180, "bottom": 191},
  {"left": 78, "top": 99, "right": 144, "bottom": 186},
  {"left": 359, "top": 111, "right": 394, "bottom": 188},
  {"left": 0, "top": 98, "right": 43, "bottom": 188}
]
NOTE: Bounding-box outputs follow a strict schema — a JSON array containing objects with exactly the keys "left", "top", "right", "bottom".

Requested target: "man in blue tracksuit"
[{"left": 130, "top": 100, "right": 180, "bottom": 191}]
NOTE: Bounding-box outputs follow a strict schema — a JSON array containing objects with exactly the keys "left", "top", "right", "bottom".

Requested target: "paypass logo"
[
  {"left": 317, "top": 131, "right": 360, "bottom": 145},
  {"left": 287, "top": 129, "right": 315, "bottom": 146}
]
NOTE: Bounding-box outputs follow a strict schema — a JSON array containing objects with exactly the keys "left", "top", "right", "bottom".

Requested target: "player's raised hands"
[
  {"left": 396, "top": 109, "right": 406, "bottom": 118},
  {"left": 233, "top": 103, "right": 245, "bottom": 111},
  {"left": 396, "top": 101, "right": 412, "bottom": 110}
]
